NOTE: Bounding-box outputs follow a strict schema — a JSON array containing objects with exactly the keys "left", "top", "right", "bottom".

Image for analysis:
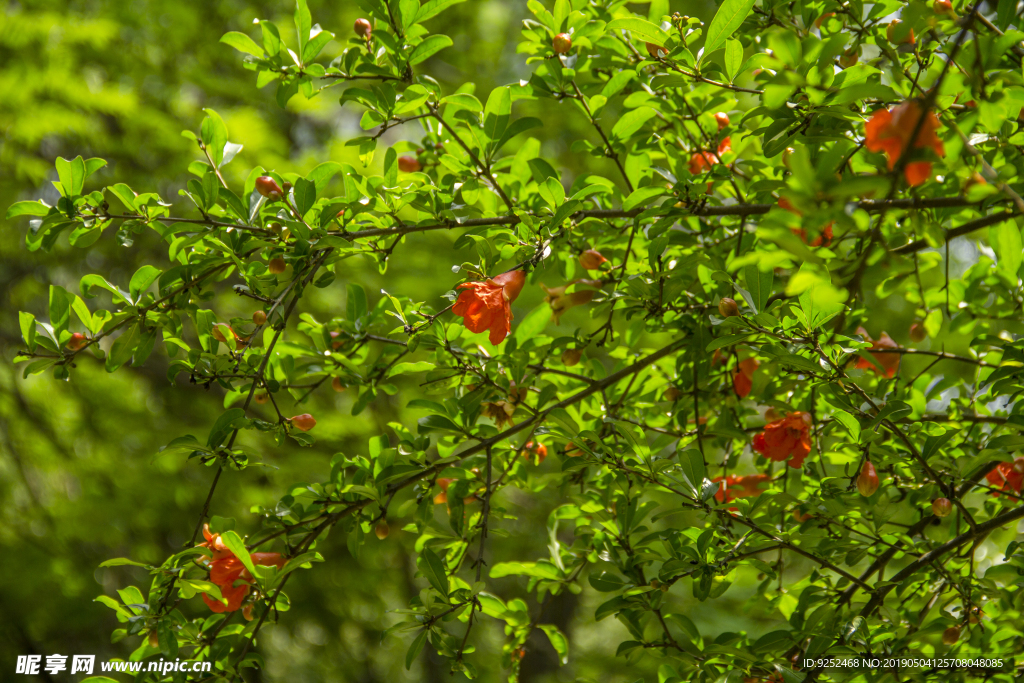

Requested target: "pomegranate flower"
[
  {"left": 524, "top": 441, "right": 548, "bottom": 464},
  {"left": 865, "top": 100, "right": 944, "bottom": 186},
  {"left": 452, "top": 269, "right": 526, "bottom": 345},
  {"left": 985, "top": 457, "right": 1024, "bottom": 496},
  {"left": 688, "top": 137, "right": 731, "bottom": 174},
  {"left": 198, "top": 525, "right": 285, "bottom": 613},
  {"left": 713, "top": 473, "right": 770, "bottom": 509},
  {"left": 752, "top": 412, "right": 812, "bottom": 468},
  {"left": 732, "top": 357, "right": 758, "bottom": 398},
  {"left": 853, "top": 327, "right": 900, "bottom": 378}
]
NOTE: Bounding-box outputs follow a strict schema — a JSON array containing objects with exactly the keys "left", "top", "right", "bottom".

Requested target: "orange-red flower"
[
  {"left": 524, "top": 441, "right": 548, "bottom": 464},
  {"left": 778, "top": 196, "right": 834, "bottom": 247},
  {"left": 865, "top": 100, "right": 944, "bottom": 186},
  {"left": 713, "top": 473, "right": 770, "bottom": 508},
  {"left": 752, "top": 412, "right": 812, "bottom": 468},
  {"left": 732, "top": 357, "right": 758, "bottom": 398},
  {"left": 985, "top": 457, "right": 1024, "bottom": 496},
  {"left": 198, "top": 525, "right": 285, "bottom": 613},
  {"left": 853, "top": 327, "right": 900, "bottom": 378},
  {"left": 452, "top": 269, "right": 526, "bottom": 345},
  {"left": 688, "top": 138, "right": 731, "bottom": 174}
]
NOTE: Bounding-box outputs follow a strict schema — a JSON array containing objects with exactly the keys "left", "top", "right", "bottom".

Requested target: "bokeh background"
[{"left": 0, "top": 0, "right": 969, "bottom": 681}]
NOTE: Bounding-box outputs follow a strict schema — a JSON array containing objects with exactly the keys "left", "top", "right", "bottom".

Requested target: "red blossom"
[
  {"left": 752, "top": 412, "right": 812, "bottom": 468},
  {"left": 985, "top": 457, "right": 1024, "bottom": 496},
  {"left": 452, "top": 270, "right": 526, "bottom": 345},
  {"left": 713, "top": 473, "right": 770, "bottom": 508},
  {"left": 732, "top": 357, "right": 759, "bottom": 398},
  {"left": 864, "top": 100, "right": 944, "bottom": 186},
  {"left": 198, "top": 525, "right": 284, "bottom": 613},
  {"left": 853, "top": 327, "right": 900, "bottom": 378}
]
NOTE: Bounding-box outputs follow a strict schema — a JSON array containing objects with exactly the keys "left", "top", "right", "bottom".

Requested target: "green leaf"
[
  {"left": 512, "top": 304, "right": 551, "bottom": 343},
  {"left": 106, "top": 324, "right": 141, "bottom": 372},
  {"left": 347, "top": 284, "right": 368, "bottom": 320},
  {"left": 990, "top": 222, "right": 1022, "bottom": 280},
  {"left": 440, "top": 93, "right": 483, "bottom": 112},
  {"left": 49, "top": 285, "right": 73, "bottom": 336},
  {"left": 610, "top": 107, "right": 656, "bottom": 140},
  {"left": 606, "top": 17, "right": 671, "bottom": 45},
  {"left": 388, "top": 361, "right": 436, "bottom": 376},
  {"left": 207, "top": 408, "right": 247, "bottom": 448},
  {"left": 294, "top": 0, "right": 311, "bottom": 54},
  {"left": 415, "top": 0, "right": 466, "bottom": 24},
  {"left": 418, "top": 547, "right": 449, "bottom": 597},
  {"left": 293, "top": 177, "right": 316, "bottom": 216},
  {"left": 6, "top": 200, "right": 51, "bottom": 219},
  {"left": 129, "top": 265, "right": 161, "bottom": 303},
  {"left": 219, "top": 530, "right": 257, "bottom": 578},
  {"left": 483, "top": 86, "right": 511, "bottom": 145},
  {"left": 56, "top": 155, "right": 87, "bottom": 197},
  {"left": 623, "top": 186, "right": 667, "bottom": 211},
  {"left": 705, "top": 0, "right": 757, "bottom": 55},
  {"left": 200, "top": 109, "right": 228, "bottom": 168},
  {"left": 679, "top": 448, "right": 705, "bottom": 497},
  {"left": 405, "top": 628, "right": 429, "bottom": 669},
  {"left": 742, "top": 265, "right": 773, "bottom": 313},
  {"left": 384, "top": 147, "right": 398, "bottom": 187},
  {"left": 724, "top": 39, "right": 743, "bottom": 81},
  {"left": 408, "top": 35, "right": 453, "bottom": 65},
  {"left": 539, "top": 624, "right": 569, "bottom": 664},
  {"left": 220, "top": 31, "right": 266, "bottom": 57},
  {"left": 99, "top": 558, "right": 152, "bottom": 568}
]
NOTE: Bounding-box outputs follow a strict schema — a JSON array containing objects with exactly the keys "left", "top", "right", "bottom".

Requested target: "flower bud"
[
  {"left": 242, "top": 603, "right": 254, "bottom": 621},
  {"left": 887, "top": 19, "right": 915, "bottom": 45},
  {"left": 932, "top": 497, "right": 952, "bottom": 518},
  {"left": 211, "top": 323, "right": 234, "bottom": 344},
  {"left": 398, "top": 156, "right": 421, "bottom": 172},
  {"left": 332, "top": 377, "right": 345, "bottom": 392},
  {"left": 268, "top": 257, "right": 286, "bottom": 274},
  {"left": 933, "top": 0, "right": 954, "bottom": 14},
  {"left": 718, "top": 297, "right": 740, "bottom": 317},
  {"left": 714, "top": 112, "right": 730, "bottom": 130},
  {"left": 255, "top": 176, "right": 283, "bottom": 199},
  {"left": 253, "top": 310, "right": 267, "bottom": 325},
  {"left": 942, "top": 626, "right": 960, "bottom": 644},
  {"left": 664, "top": 386, "right": 681, "bottom": 401},
  {"left": 290, "top": 413, "right": 316, "bottom": 432},
  {"left": 562, "top": 348, "right": 582, "bottom": 366},
  {"left": 857, "top": 461, "right": 880, "bottom": 497},
  {"left": 354, "top": 18, "right": 372, "bottom": 37},
  {"left": 375, "top": 522, "right": 390, "bottom": 539},
  {"left": 579, "top": 249, "right": 608, "bottom": 270},
  {"left": 838, "top": 48, "right": 859, "bottom": 68},
  {"left": 552, "top": 32, "right": 572, "bottom": 53},
  {"left": 67, "top": 332, "right": 88, "bottom": 351},
  {"left": 148, "top": 630, "right": 160, "bottom": 648},
  {"left": 255, "top": 392, "right": 269, "bottom": 404},
  {"left": 909, "top": 322, "right": 926, "bottom": 343}
]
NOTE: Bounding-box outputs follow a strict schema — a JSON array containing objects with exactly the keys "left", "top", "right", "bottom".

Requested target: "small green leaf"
[
  {"left": 408, "top": 35, "right": 453, "bottom": 65},
  {"left": 405, "top": 628, "right": 429, "bottom": 669},
  {"left": 606, "top": 17, "right": 671, "bottom": 45},
  {"left": 220, "top": 31, "right": 266, "bottom": 57},
  {"left": 418, "top": 547, "right": 449, "bottom": 597}
]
